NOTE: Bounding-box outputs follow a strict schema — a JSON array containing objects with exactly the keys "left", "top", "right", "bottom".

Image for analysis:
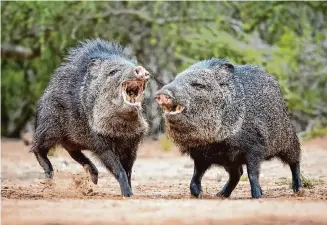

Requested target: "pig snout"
[
  {"left": 134, "top": 66, "right": 149, "bottom": 80},
  {"left": 156, "top": 93, "right": 174, "bottom": 107}
]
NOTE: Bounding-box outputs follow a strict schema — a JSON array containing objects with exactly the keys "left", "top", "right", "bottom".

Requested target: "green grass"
[
  {"left": 240, "top": 176, "right": 248, "bottom": 181},
  {"left": 275, "top": 174, "right": 323, "bottom": 189},
  {"left": 302, "top": 123, "right": 327, "bottom": 140},
  {"left": 275, "top": 177, "right": 291, "bottom": 186},
  {"left": 301, "top": 174, "right": 323, "bottom": 189}
]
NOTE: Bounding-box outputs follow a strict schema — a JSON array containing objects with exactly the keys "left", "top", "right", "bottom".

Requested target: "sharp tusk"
[
  {"left": 163, "top": 104, "right": 185, "bottom": 115},
  {"left": 138, "top": 95, "right": 142, "bottom": 101}
]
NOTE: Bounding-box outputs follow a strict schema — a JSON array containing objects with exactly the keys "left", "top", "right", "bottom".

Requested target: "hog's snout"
[
  {"left": 134, "top": 66, "right": 149, "bottom": 80},
  {"left": 156, "top": 93, "right": 173, "bottom": 107},
  {"left": 156, "top": 91, "right": 185, "bottom": 114}
]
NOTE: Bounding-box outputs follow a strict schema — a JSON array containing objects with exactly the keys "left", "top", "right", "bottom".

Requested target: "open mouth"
[
  {"left": 162, "top": 104, "right": 185, "bottom": 115},
  {"left": 122, "top": 80, "right": 145, "bottom": 107}
]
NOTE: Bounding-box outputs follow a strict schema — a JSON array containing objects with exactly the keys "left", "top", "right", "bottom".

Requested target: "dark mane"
[
  {"left": 186, "top": 58, "right": 228, "bottom": 71},
  {"left": 61, "top": 38, "right": 137, "bottom": 73}
]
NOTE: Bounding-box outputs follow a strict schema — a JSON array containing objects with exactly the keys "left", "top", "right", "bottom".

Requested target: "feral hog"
[
  {"left": 156, "top": 58, "right": 302, "bottom": 199},
  {"left": 31, "top": 39, "right": 150, "bottom": 197}
]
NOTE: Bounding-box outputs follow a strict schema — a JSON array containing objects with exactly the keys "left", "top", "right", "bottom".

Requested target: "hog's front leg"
[
  {"left": 190, "top": 158, "right": 210, "bottom": 198},
  {"left": 97, "top": 150, "right": 133, "bottom": 197}
]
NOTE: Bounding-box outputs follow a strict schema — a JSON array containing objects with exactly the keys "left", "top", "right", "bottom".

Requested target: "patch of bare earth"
[{"left": 1, "top": 136, "right": 327, "bottom": 225}]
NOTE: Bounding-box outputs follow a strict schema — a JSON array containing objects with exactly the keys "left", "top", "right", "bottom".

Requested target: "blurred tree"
[{"left": 1, "top": 1, "right": 326, "bottom": 138}]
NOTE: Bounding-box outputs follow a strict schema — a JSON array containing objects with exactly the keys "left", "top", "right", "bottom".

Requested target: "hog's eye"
[
  {"left": 191, "top": 82, "right": 206, "bottom": 89},
  {"left": 107, "top": 69, "right": 119, "bottom": 76}
]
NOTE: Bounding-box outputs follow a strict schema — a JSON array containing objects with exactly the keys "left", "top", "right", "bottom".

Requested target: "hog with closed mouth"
[{"left": 156, "top": 58, "right": 302, "bottom": 199}]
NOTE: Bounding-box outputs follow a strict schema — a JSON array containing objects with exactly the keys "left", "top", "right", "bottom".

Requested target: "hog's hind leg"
[
  {"left": 68, "top": 150, "right": 99, "bottom": 185},
  {"left": 246, "top": 152, "right": 263, "bottom": 199},
  {"left": 289, "top": 162, "right": 303, "bottom": 193},
  {"left": 31, "top": 131, "right": 56, "bottom": 180},
  {"left": 278, "top": 148, "right": 303, "bottom": 194},
  {"left": 33, "top": 148, "right": 54, "bottom": 179},
  {"left": 62, "top": 141, "right": 99, "bottom": 185},
  {"left": 217, "top": 165, "right": 243, "bottom": 198}
]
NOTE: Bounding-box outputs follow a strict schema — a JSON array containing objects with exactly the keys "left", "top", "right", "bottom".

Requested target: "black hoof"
[
  {"left": 122, "top": 191, "right": 133, "bottom": 197},
  {"left": 190, "top": 182, "right": 202, "bottom": 198},
  {"left": 216, "top": 190, "right": 231, "bottom": 198},
  {"left": 45, "top": 171, "right": 54, "bottom": 179},
  {"left": 292, "top": 182, "right": 303, "bottom": 193},
  {"left": 90, "top": 173, "right": 98, "bottom": 185},
  {"left": 293, "top": 187, "right": 305, "bottom": 196},
  {"left": 84, "top": 165, "right": 98, "bottom": 185},
  {"left": 121, "top": 185, "right": 133, "bottom": 197},
  {"left": 251, "top": 187, "right": 263, "bottom": 199}
]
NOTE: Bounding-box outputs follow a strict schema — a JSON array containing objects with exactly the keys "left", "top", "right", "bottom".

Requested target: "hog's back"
[{"left": 234, "top": 65, "right": 297, "bottom": 155}]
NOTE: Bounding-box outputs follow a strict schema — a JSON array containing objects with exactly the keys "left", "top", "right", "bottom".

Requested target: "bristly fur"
[
  {"left": 31, "top": 39, "right": 148, "bottom": 197},
  {"left": 60, "top": 38, "right": 137, "bottom": 75},
  {"left": 185, "top": 58, "right": 228, "bottom": 71},
  {"left": 158, "top": 58, "right": 302, "bottom": 199}
]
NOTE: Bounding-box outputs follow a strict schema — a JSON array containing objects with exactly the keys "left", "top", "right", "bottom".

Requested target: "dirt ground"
[{"left": 1, "top": 136, "right": 327, "bottom": 225}]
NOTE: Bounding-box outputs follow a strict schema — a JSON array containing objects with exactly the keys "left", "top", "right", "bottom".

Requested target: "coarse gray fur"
[
  {"left": 157, "top": 58, "right": 302, "bottom": 198},
  {"left": 31, "top": 39, "right": 148, "bottom": 197}
]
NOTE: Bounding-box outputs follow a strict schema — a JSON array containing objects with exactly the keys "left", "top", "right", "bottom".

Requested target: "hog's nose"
[
  {"left": 156, "top": 93, "right": 173, "bottom": 107},
  {"left": 134, "top": 66, "right": 149, "bottom": 80}
]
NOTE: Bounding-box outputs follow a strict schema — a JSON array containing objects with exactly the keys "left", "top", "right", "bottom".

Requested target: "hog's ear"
[
  {"left": 220, "top": 63, "right": 234, "bottom": 74},
  {"left": 214, "top": 63, "right": 234, "bottom": 84}
]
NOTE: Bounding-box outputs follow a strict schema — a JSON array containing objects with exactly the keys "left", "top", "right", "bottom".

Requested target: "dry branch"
[{"left": 1, "top": 43, "right": 40, "bottom": 60}]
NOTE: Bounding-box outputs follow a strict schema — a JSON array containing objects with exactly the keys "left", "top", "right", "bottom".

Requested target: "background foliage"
[{"left": 1, "top": 1, "right": 327, "bottom": 139}]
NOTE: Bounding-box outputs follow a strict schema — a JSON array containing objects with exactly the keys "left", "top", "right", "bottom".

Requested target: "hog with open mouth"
[{"left": 31, "top": 39, "right": 149, "bottom": 197}]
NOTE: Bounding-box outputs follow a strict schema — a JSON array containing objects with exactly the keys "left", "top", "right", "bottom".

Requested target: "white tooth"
[
  {"left": 170, "top": 111, "right": 179, "bottom": 115},
  {"left": 138, "top": 94, "right": 142, "bottom": 101},
  {"left": 122, "top": 91, "right": 126, "bottom": 100},
  {"left": 136, "top": 98, "right": 141, "bottom": 103},
  {"left": 164, "top": 105, "right": 185, "bottom": 115}
]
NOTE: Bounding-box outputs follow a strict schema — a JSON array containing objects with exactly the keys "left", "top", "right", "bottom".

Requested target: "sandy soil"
[{"left": 1, "top": 136, "right": 327, "bottom": 225}]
